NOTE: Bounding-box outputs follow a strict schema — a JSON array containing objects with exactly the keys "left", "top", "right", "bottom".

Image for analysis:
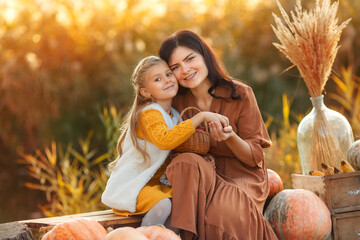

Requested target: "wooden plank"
[
  {"left": 18, "top": 210, "right": 143, "bottom": 229},
  {"left": 0, "top": 222, "right": 35, "bottom": 240}
]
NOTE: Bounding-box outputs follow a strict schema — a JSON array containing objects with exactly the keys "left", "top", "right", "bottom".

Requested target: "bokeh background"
[{"left": 1, "top": 0, "right": 359, "bottom": 223}]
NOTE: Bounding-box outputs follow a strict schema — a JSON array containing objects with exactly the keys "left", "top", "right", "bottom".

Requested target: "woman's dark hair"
[{"left": 159, "top": 30, "right": 241, "bottom": 100}]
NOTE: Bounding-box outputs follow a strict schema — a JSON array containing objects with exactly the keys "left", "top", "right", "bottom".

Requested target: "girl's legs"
[{"left": 141, "top": 198, "right": 172, "bottom": 226}]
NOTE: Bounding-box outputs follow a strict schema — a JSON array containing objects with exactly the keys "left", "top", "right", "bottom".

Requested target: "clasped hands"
[
  {"left": 201, "top": 112, "right": 233, "bottom": 142},
  {"left": 209, "top": 122, "right": 233, "bottom": 142}
]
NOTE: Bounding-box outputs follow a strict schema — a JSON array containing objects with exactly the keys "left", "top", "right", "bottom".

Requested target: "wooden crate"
[
  {"left": 332, "top": 211, "right": 360, "bottom": 240},
  {"left": 292, "top": 171, "right": 360, "bottom": 214},
  {"left": 292, "top": 174, "right": 326, "bottom": 200}
]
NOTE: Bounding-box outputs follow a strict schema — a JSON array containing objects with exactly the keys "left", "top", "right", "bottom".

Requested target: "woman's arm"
[
  {"left": 209, "top": 122, "right": 256, "bottom": 167},
  {"left": 208, "top": 85, "right": 271, "bottom": 168}
]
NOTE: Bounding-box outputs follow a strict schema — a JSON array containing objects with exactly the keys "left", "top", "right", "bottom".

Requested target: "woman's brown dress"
[{"left": 167, "top": 81, "right": 278, "bottom": 240}]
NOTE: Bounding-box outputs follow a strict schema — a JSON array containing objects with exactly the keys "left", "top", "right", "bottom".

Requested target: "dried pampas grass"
[
  {"left": 272, "top": 0, "right": 351, "bottom": 172},
  {"left": 272, "top": 0, "right": 351, "bottom": 97}
]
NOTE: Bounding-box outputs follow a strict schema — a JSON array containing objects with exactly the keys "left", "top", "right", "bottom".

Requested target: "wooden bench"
[{"left": 18, "top": 209, "right": 143, "bottom": 232}]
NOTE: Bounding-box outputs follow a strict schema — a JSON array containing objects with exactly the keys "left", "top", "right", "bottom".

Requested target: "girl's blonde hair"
[{"left": 108, "top": 56, "right": 163, "bottom": 171}]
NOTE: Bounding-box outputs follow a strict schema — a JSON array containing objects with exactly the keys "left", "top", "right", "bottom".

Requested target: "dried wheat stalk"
[
  {"left": 311, "top": 110, "right": 345, "bottom": 170},
  {"left": 272, "top": 0, "right": 351, "bottom": 97},
  {"left": 272, "top": 0, "right": 350, "bottom": 171}
]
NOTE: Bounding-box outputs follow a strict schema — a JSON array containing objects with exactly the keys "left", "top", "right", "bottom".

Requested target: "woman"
[
  {"left": 159, "top": 30, "right": 277, "bottom": 240},
  {"left": 102, "top": 56, "right": 228, "bottom": 227}
]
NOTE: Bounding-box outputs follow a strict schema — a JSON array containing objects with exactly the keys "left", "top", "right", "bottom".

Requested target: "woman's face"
[{"left": 168, "top": 46, "right": 209, "bottom": 90}]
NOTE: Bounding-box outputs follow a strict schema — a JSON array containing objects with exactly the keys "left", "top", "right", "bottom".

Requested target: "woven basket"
[{"left": 174, "top": 107, "right": 210, "bottom": 155}]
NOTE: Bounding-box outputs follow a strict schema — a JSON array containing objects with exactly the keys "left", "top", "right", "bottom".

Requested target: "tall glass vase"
[{"left": 297, "top": 95, "right": 354, "bottom": 175}]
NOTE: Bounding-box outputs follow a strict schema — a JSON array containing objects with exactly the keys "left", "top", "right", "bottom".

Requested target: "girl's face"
[
  {"left": 168, "top": 46, "right": 209, "bottom": 90},
  {"left": 140, "top": 61, "right": 178, "bottom": 103}
]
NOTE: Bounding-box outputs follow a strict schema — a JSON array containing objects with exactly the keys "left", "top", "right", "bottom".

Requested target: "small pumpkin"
[
  {"left": 41, "top": 219, "right": 107, "bottom": 240},
  {"left": 267, "top": 169, "right": 284, "bottom": 198},
  {"left": 264, "top": 189, "right": 331, "bottom": 240},
  {"left": 105, "top": 227, "right": 148, "bottom": 240},
  {"left": 137, "top": 225, "right": 181, "bottom": 240},
  {"left": 347, "top": 139, "right": 360, "bottom": 170}
]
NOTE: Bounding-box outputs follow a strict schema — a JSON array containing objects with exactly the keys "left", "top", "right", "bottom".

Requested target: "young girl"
[{"left": 101, "top": 56, "right": 229, "bottom": 227}]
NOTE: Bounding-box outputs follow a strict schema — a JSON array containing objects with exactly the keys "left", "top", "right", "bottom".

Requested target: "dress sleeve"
[
  {"left": 237, "top": 86, "right": 271, "bottom": 167},
  {"left": 137, "top": 109, "right": 195, "bottom": 150}
]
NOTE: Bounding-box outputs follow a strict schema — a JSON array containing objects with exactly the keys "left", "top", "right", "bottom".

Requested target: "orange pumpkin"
[
  {"left": 347, "top": 139, "right": 360, "bottom": 170},
  {"left": 264, "top": 189, "right": 331, "bottom": 240},
  {"left": 41, "top": 219, "right": 107, "bottom": 240},
  {"left": 267, "top": 169, "right": 283, "bottom": 198},
  {"left": 137, "top": 225, "right": 181, "bottom": 240},
  {"left": 105, "top": 227, "right": 148, "bottom": 240}
]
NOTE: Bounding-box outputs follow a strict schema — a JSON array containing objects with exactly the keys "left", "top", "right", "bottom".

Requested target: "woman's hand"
[
  {"left": 197, "top": 113, "right": 257, "bottom": 167},
  {"left": 209, "top": 122, "right": 234, "bottom": 142},
  {"left": 210, "top": 122, "right": 257, "bottom": 167}
]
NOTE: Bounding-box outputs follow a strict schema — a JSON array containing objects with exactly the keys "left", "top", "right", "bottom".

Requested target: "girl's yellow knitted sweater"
[{"left": 113, "top": 108, "right": 194, "bottom": 216}]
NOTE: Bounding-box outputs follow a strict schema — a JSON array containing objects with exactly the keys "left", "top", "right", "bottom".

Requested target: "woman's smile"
[{"left": 184, "top": 72, "right": 197, "bottom": 81}]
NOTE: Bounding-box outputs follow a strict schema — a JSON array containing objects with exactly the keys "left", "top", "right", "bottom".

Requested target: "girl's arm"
[{"left": 138, "top": 109, "right": 229, "bottom": 150}]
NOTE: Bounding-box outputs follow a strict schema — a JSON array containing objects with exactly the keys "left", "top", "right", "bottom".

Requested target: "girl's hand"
[
  {"left": 209, "top": 122, "right": 234, "bottom": 142},
  {"left": 201, "top": 112, "right": 229, "bottom": 128},
  {"left": 190, "top": 112, "right": 229, "bottom": 132}
]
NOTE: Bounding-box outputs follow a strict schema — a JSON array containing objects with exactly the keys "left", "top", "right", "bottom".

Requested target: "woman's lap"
[
  {"left": 206, "top": 175, "right": 277, "bottom": 239},
  {"left": 166, "top": 152, "right": 277, "bottom": 240},
  {"left": 166, "top": 153, "right": 216, "bottom": 238}
]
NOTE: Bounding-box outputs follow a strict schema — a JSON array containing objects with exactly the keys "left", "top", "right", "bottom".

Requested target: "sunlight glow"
[
  {"left": 113, "top": 1, "right": 128, "bottom": 12},
  {"left": 56, "top": 6, "right": 71, "bottom": 26},
  {"left": 32, "top": 34, "right": 41, "bottom": 43},
  {"left": 4, "top": 8, "right": 17, "bottom": 24},
  {"left": 189, "top": 0, "right": 208, "bottom": 14},
  {"left": 25, "top": 52, "right": 41, "bottom": 70},
  {"left": 247, "top": 0, "right": 265, "bottom": 9},
  {"left": 132, "top": 0, "right": 167, "bottom": 17},
  {"left": 0, "top": 0, "right": 266, "bottom": 28}
]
